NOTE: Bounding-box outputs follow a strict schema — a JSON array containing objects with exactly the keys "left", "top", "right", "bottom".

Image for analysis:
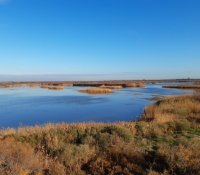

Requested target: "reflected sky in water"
[{"left": 0, "top": 83, "right": 193, "bottom": 128}]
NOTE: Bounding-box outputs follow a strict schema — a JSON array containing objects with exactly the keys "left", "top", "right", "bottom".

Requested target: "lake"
[{"left": 0, "top": 83, "right": 193, "bottom": 128}]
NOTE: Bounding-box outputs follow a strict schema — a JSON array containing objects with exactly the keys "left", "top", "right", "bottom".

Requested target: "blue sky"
[{"left": 0, "top": 0, "right": 200, "bottom": 80}]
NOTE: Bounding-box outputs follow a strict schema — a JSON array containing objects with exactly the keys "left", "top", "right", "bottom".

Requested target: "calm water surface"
[{"left": 0, "top": 83, "right": 193, "bottom": 128}]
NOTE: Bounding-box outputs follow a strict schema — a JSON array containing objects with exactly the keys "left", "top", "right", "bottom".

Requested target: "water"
[{"left": 0, "top": 83, "right": 193, "bottom": 128}]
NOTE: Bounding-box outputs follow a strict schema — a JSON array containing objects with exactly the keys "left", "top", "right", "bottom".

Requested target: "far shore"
[
  {"left": 163, "top": 84, "right": 200, "bottom": 89},
  {"left": 0, "top": 79, "right": 199, "bottom": 90}
]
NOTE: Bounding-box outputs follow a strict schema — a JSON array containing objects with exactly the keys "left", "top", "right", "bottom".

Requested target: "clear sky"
[{"left": 0, "top": 0, "right": 200, "bottom": 80}]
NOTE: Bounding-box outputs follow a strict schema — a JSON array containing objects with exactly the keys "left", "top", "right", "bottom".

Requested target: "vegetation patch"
[
  {"left": 123, "top": 83, "right": 145, "bottom": 88},
  {"left": 79, "top": 87, "right": 113, "bottom": 94},
  {"left": 40, "top": 84, "right": 65, "bottom": 90}
]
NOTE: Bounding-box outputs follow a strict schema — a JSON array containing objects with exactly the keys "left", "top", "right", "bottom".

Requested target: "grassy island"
[
  {"left": 79, "top": 87, "right": 113, "bottom": 94},
  {"left": 123, "top": 83, "right": 145, "bottom": 88},
  {"left": 40, "top": 84, "right": 65, "bottom": 90},
  {"left": 0, "top": 95, "right": 200, "bottom": 175}
]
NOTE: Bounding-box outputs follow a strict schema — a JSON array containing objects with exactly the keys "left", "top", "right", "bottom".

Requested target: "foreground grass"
[{"left": 0, "top": 95, "right": 200, "bottom": 175}]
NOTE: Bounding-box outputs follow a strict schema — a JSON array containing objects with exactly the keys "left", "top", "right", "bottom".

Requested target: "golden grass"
[
  {"left": 0, "top": 122, "right": 136, "bottom": 138},
  {"left": 124, "top": 83, "right": 145, "bottom": 88},
  {"left": 40, "top": 84, "right": 65, "bottom": 90},
  {"left": 99, "top": 85, "right": 123, "bottom": 89},
  {"left": 47, "top": 86, "right": 65, "bottom": 90},
  {"left": 0, "top": 138, "right": 47, "bottom": 175},
  {"left": 62, "top": 83, "right": 73, "bottom": 86},
  {"left": 143, "top": 95, "right": 200, "bottom": 122},
  {"left": 79, "top": 87, "right": 113, "bottom": 94}
]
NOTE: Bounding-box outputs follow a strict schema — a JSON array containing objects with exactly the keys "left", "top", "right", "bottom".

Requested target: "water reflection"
[{"left": 0, "top": 84, "right": 193, "bottom": 128}]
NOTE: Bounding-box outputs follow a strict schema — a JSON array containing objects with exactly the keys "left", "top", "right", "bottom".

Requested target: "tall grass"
[
  {"left": 124, "top": 83, "right": 145, "bottom": 88},
  {"left": 79, "top": 87, "right": 113, "bottom": 94},
  {"left": 143, "top": 95, "right": 200, "bottom": 122},
  {"left": 40, "top": 84, "right": 65, "bottom": 90}
]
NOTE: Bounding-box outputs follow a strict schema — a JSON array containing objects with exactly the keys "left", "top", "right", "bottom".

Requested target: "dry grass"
[
  {"left": 62, "top": 83, "right": 73, "bottom": 86},
  {"left": 47, "top": 86, "right": 65, "bottom": 90},
  {"left": 124, "top": 83, "right": 145, "bottom": 88},
  {"left": 40, "top": 84, "right": 65, "bottom": 90},
  {"left": 79, "top": 87, "right": 113, "bottom": 94},
  {"left": 99, "top": 85, "right": 123, "bottom": 89},
  {"left": 143, "top": 95, "right": 200, "bottom": 122},
  {"left": 0, "top": 138, "right": 47, "bottom": 175}
]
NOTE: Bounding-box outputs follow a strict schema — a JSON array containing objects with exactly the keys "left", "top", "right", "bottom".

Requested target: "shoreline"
[
  {"left": 0, "top": 94, "right": 199, "bottom": 175},
  {"left": 0, "top": 93, "right": 197, "bottom": 131},
  {"left": 0, "top": 79, "right": 199, "bottom": 88},
  {"left": 163, "top": 84, "right": 200, "bottom": 89}
]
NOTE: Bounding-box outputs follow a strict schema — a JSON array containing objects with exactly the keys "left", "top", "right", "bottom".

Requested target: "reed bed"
[
  {"left": 143, "top": 95, "right": 200, "bottom": 122},
  {"left": 79, "top": 87, "right": 113, "bottom": 94},
  {"left": 124, "top": 83, "right": 145, "bottom": 88},
  {"left": 99, "top": 85, "right": 123, "bottom": 89},
  {"left": 40, "top": 84, "right": 65, "bottom": 90}
]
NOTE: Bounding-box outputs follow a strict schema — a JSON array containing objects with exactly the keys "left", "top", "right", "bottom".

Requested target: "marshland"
[
  {"left": 0, "top": 81, "right": 195, "bottom": 128},
  {"left": 0, "top": 80, "right": 199, "bottom": 175},
  {"left": 0, "top": 92, "right": 200, "bottom": 175},
  {"left": 1, "top": 0, "right": 200, "bottom": 174}
]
